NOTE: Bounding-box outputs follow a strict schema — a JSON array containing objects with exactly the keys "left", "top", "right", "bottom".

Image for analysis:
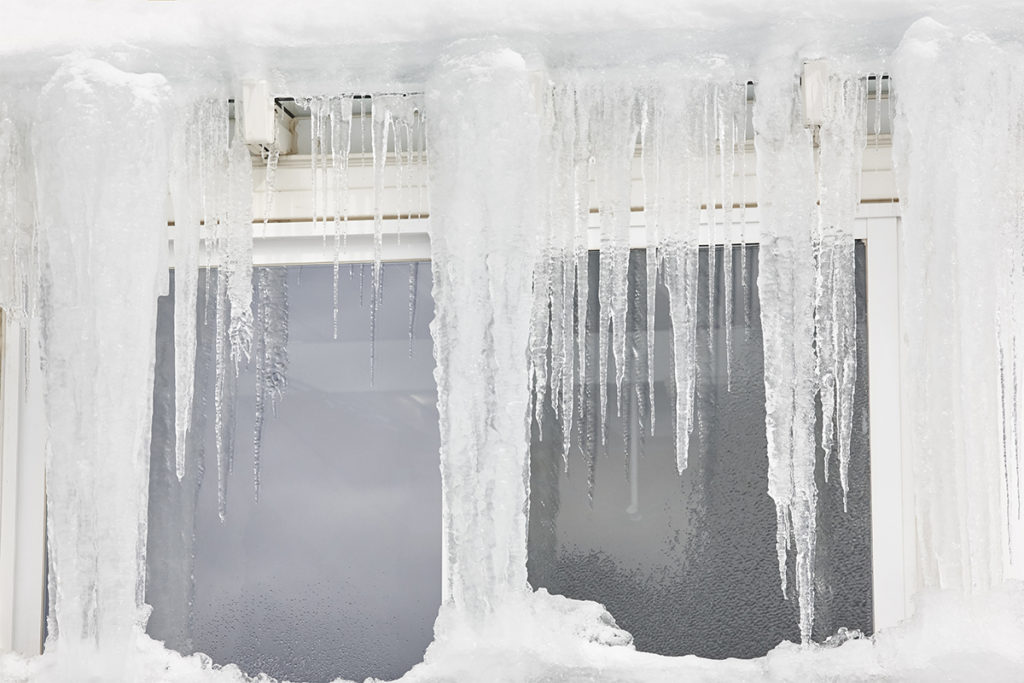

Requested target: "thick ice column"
[
  {"left": 32, "top": 60, "right": 170, "bottom": 652},
  {"left": 427, "top": 42, "right": 546, "bottom": 614},
  {"left": 893, "top": 20, "right": 1021, "bottom": 589},
  {"left": 753, "top": 70, "right": 819, "bottom": 643}
]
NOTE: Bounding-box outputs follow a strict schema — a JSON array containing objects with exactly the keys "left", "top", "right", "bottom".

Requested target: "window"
[
  {"left": 144, "top": 263, "right": 439, "bottom": 683},
  {"left": 528, "top": 244, "right": 872, "bottom": 657}
]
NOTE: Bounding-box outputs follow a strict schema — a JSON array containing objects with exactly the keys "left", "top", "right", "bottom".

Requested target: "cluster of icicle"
[
  {"left": 172, "top": 100, "right": 251, "bottom": 521},
  {"left": 169, "top": 100, "right": 291, "bottom": 517},
  {"left": 755, "top": 70, "right": 866, "bottom": 642},
  {"left": 892, "top": 22, "right": 1024, "bottom": 590},
  {"left": 302, "top": 94, "right": 425, "bottom": 380},
  {"left": 525, "top": 69, "right": 866, "bottom": 641},
  {"left": 169, "top": 94, "right": 426, "bottom": 518}
]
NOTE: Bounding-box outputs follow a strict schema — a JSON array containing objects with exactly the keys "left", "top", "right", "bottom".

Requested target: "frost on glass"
[
  {"left": 528, "top": 246, "right": 872, "bottom": 658},
  {"left": 146, "top": 263, "right": 440, "bottom": 683}
]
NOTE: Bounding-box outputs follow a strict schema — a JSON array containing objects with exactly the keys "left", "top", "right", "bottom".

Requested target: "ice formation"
[
  {"left": 892, "top": 21, "right": 1024, "bottom": 589},
  {"left": 2, "top": 4, "right": 1024, "bottom": 682},
  {"left": 250, "top": 266, "right": 288, "bottom": 501},
  {"left": 753, "top": 65, "right": 867, "bottom": 643},
  {"left": 427, "top": 42, "right": 545, "bottom": 612},
  {"left": 32, "top": 59, "right": 171, "bottom": 664},
  {"left": 527, "top": 76, "right": 749, "bottom": 477}
]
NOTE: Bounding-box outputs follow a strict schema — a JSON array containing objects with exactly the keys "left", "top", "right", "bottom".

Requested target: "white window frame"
[{"left": 0, "top": 146, "right": 909, "bottom": 659}]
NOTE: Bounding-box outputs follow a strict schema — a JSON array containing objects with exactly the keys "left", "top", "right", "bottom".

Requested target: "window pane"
[
  {"left": 527, "top": 244, "right": 872, "bottom": 658},
  {"left": 146, "top": 262, "right": 441, "bottom": 683}
]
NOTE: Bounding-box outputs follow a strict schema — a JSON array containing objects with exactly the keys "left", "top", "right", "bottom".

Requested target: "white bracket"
[
  {"left": 241, "top": 80, "right": 277, "bottom": 147},
  {"left": 802, "top": 60, "right": 830, "bottom": 127}
]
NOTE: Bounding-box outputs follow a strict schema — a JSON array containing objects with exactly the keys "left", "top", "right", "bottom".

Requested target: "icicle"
[
  {"left": 753, "top": 70, "right": 818, "bottom": 644},
  {"left": 252, "top": 267, "right": 289, "bottom": 501},
  {"left": 704, "top": 85, "right": 718, "bottom": 363},
  {"left": 529, "top": 252, "right": 552, "bottom": 439},
  {"left": 261, "top": 113, "right": 280, "bottom": 237},
  {"left": 720, "top": 84, "right": 743, "bottom": 390},
  {"left": 330, "top": 96, "right": 354, "bottom": 340},
  {"left": 33, "top": 59, "right": 172, "bottom": 649},
  {"left": 169, "top": 103, "right": 204, "bottom": 481},
  {"left": 200, "top": 99, "right": 230, "bottom": 327},
  {"left": 408, "top": 261, "right": 419, "bottom": 357},
  {"left": 573, "top": 89, "right": 593, "bottom": 465},
  {"left": 645, "top": 82, "right": 702, "bottom": 473},
  {"left": 359, "top": 262, "right": 366, "bottom": 307},
  {"left": 306, "top": 96, "right": 329, "bottom": 246},
  {"left": 815, "top": 73, "right": 866, "bottom": 504},
  {"left": 426, "top": 46, "right": 546, "bottom": 611},
  {"left": 740, "top": 84, "right": 752, "bottom": 339},
  {"left": 586, "top": 85, "right": 639, "bottom": 442},
  {"left": 892, "top": 25, "right": 1016, "bottom": 590},
  {"left": 224, "top": 128, "right": 255, "bottom": 370},
  {"left": 214, "top": 272, "right": 238, "bottom": 521},
  {"left": 369, "top": 96, "right": 393, "bottom": 387},
  {"left": 639, "top": 93, "right": 658, "bottom": 436}
]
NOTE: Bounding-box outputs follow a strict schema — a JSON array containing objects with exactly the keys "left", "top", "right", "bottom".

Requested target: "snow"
[{"left": 2, "top": 1, "right": 1024, "bottom": 682}]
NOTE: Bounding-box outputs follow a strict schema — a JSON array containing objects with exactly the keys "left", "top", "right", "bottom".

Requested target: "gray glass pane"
[
  {"left": 146, "top": 262, "right": 441, "bottom": 683},
  {"left": 528, "top": 245, "right": 871, "bottom": 658}
]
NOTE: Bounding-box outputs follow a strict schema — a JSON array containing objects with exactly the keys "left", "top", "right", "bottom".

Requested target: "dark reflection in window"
[
  {"left": 528, "top": 245, "right": 872, "bottom": 658},
  {"left": 146, "top": 263, "right": 441, "bottom": 683}
]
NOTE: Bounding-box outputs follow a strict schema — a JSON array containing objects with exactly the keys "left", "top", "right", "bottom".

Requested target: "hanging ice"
[
  {"left": 428, "top": 42, "right": 545, "bottom": 613},
  {"left": 641, "top": 81, "right": 704, "bottom": 473},
  {"left": 214, "top": 269, "right": 238, "bottom": 521},
  {"left": 753, "top": 69, "right": 820, "bottom": 643},
  {"left": 814, "top": 73, "right": 866, "bottom": 504},
  {"left": 893, "top": 20, "right": 1023, "bottom": 588},
  {"left": 408, "top": 261, "right": 419, "bottom": 357},
  {"left": 753, "top": 63, "right": 866, "bottom": 642},
  {"left": 32, "top": 60, "right": 171, "bottom": 661},
  {"left": 304, "top": 95, "right": 354, "bottom": 339},
  {"left": 251, "top": 267, "right": 289, "bottom": 500},
  {"left": 589, "top": 84, "right": 639, "bottom": 436},
  {"left": 329, "top": 96, "right": 354, "bottom": 340},
  {"left": 168, "top": 100, "right": 224, "bottom": 481},
  {"left": 369, "top": 95, "right": 420, "bottom": 386},
  {"left": 224, "top": 129, "right": 255, "bottom": 369}
]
